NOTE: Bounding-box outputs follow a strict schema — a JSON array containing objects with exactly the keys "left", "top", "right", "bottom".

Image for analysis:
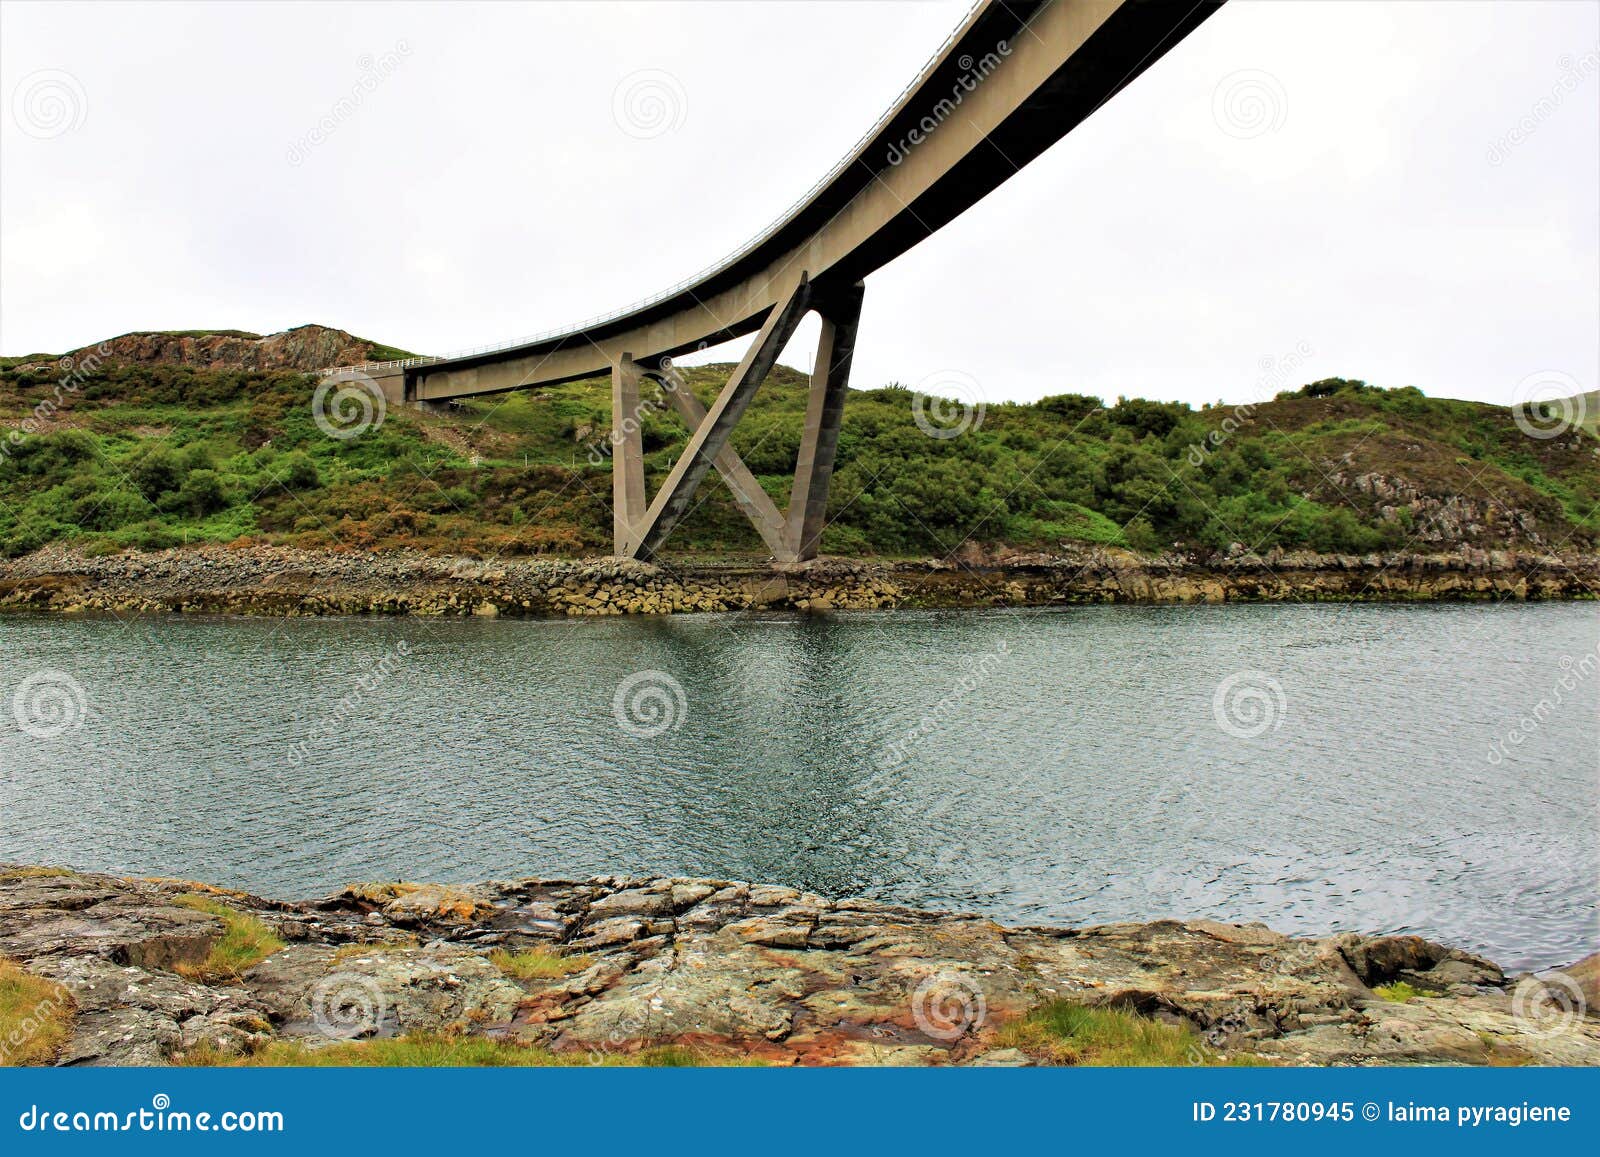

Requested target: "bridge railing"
[
  {"left": 324, "top": 0, "right": 988, "bottom": 378},
  {"left": 321, "top": 356, "right": 438, "bottom": 376}
]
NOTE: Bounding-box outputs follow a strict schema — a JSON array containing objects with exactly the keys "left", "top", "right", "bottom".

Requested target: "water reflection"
[{"left": 0, "top": 601, "right": 1594, "bottom": 970}]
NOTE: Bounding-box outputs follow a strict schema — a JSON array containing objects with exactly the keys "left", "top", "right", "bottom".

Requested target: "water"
[{"left": 1, "top": 602, "right": 1595, "bottom": 970}]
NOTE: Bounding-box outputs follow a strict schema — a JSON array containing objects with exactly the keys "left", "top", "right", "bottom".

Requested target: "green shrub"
[
  {"left": 279, "top": 452, "right": 320, "bottom": 490},
  {"left": 129, "top": 446, "right": 185, "bottom": 498},
  {"left": 175, "top": 469, "right": 227, "bottom": 516},
  {"left": 1, "top": 357, "right": 1590, "bottom": 559}
]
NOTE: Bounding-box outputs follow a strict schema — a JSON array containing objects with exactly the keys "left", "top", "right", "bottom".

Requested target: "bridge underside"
[{"left": 374, "top": 0, "right": 1223, "bottom": 560}]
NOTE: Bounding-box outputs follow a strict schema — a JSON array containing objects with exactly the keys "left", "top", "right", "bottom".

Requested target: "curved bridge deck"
[{"left": 333, "top": 0, "right": 1223, "bottom": 560}]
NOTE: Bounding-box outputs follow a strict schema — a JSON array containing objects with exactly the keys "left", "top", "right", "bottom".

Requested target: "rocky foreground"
[
  {"left": 2, "top": 866, "right": 1597, "bottom": 1067},
  {"left": 1, "top": 543, "right": 1594, "bottom": 618}
]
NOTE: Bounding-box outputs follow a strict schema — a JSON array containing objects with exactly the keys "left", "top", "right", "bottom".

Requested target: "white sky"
[{"left": 2, "top": 0, "right": 1596, "bottom": 408}]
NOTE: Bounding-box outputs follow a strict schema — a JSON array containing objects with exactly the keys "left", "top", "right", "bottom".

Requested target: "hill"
[
  {"left": 1576, "top": 390, "right": 1600, "bottom": 439},
  {"left": 0, "top": 329, "right": 1594, "bottom": 561},
  {"left": 0, "top": 324, "right": 412, "bottom": 376}
]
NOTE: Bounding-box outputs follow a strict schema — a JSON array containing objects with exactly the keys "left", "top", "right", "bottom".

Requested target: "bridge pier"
[
  {"left": 787, "top": 282, "right": 864, "bottom": 562},
  {"left": 610, "top": 354, "right": 648, "bottom": 557},
  {"left": 608, "top": 276, "right": 866, "bottom": 564},
  {"left": 647, "top": 364, "right": 790, "bottom": 559},
  {"left": 623, "top": 275, "right": 812, "bottom": 563}
]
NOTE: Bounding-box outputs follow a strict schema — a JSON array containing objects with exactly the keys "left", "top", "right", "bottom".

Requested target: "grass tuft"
[
  {"left": 0, "top": 958, "right": 75, "bottom": 1065},
  {"left": 331, "top": 940, "right": 418, "bottom": 963},
  {"left": 0, "top": 866, "right": 79, "bottom": 882},
  {"left": 489, "top": 947, "right": 594, "bottom": 981},
  {"left": 179, "top": 1031, "right": 738, "bottom": 1067},
  {"left": 996, "top": 1001, "right": 1263, "bottom": 1066},
  {"left": 1373, "top": 981, "right": 1428, "bottom": 1002},
  {"left": 172, "top": 894, "right": 284, "bottom": 982}
]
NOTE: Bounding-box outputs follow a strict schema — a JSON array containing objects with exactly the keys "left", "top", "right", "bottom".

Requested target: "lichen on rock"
[{"left": 1, "top": 864, "right": 1596, "bottom": 1067}]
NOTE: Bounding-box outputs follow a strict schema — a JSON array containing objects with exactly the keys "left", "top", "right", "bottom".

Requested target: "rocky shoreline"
[
  {"left": 2, "top": 866, "right": 1596, "bottom": 1067},
  {"left": 1, "top": 544, "right": 1594, "bottom": 618}
]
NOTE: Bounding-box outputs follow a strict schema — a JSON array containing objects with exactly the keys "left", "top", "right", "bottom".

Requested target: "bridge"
[{"left": 334, "top": 0, "right": 1222, "bottom": 562}]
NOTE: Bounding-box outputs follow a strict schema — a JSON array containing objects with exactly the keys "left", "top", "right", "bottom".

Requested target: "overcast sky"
[{"left": 2, "top": 0, "right": 1596, "bottom": 408}]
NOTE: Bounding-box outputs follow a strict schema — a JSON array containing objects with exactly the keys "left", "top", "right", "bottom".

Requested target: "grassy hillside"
[{"left": 0, "top": 353, "right": 1594, "bottom": 560}]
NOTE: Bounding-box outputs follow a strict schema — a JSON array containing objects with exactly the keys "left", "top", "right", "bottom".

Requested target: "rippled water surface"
[{"left": 2, "top": 602, "right": 1595, "bottom": 969}]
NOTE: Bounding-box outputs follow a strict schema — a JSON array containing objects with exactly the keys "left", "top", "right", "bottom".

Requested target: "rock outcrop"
[
  {"left": 1332, "top": 469, "right": 1550, "bottom": 548},
  {"left": 1, "top": 544, "right": 1594, "bottom": 619},
  {"left": 2, "top": 866, "right": 1596, "bottom": 1067},
  {"left": 19, "top": 325, "right": 393, "bottom": 375}
]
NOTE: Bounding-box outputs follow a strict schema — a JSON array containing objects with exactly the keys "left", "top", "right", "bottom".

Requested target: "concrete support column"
[
  {"left": 786, "top": 282, "right": 864, "bottom": 562},
  {"left": 631, "top": 275, "right": 812, "bottom": 562},
  {"left": 611, "top": 353, "right": 646, "bottom": 556},
  {"left": 655, "top": 371, "right": 791, "bottom": 560}
]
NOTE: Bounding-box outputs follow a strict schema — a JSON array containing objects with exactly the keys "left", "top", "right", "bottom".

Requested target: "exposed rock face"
[
  {"left": 3, "top": 866, "right": 1597, "bottom": 1067},
  {"left": 23, "top": 326, "right": 387, "bottom": 375},
  {"left": 1, "top": 543, "right": 1594, "bottom": 619},
  {"left": 1331, "top": 469, "right": 1549, "bottom": 547}
]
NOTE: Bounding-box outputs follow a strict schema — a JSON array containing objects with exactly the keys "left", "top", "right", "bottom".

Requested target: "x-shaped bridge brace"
[{"left": 609, "top": 273, "right": 864, "bottom": 563}]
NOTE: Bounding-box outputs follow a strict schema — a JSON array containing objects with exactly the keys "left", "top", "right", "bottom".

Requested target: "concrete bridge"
[{"left": 338, "top": 0, "right": 1222, "bottom": 561}]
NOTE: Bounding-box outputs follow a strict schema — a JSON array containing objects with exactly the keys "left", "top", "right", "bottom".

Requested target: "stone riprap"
[
  {"left": 1, "top": 544, "right": 1594, "bottom": 619},
  {"left": 2, "top": 867, "right": 1596, "bottom": 1067}
]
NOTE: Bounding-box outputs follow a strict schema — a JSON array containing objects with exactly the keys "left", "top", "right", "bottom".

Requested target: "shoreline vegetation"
[
  {"left": 2, "top": 328, "right": 1595, "bottom": 573},
  {"left": 1, "top": 543, "right": 1595, "bottom": 619},
  {"left": 1, "top": 866, "right": 1596, "bottom": 1068}
]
